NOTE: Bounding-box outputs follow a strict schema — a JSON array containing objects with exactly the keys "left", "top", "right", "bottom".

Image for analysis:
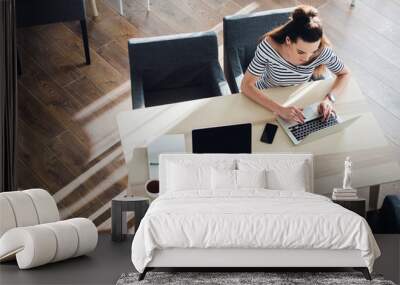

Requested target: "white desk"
[{"left": 117, "top": 77, "right": 400, "bottom": 196}]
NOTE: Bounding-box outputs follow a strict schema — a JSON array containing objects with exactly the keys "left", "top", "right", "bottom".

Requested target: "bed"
[{"left": 131, "top": 153, "right": 380, "bottom": 280}]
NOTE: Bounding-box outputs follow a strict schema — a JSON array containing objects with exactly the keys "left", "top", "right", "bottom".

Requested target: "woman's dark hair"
[
  {"left": 269, "top": 5, "right": 324, "bottom": 44},
  {"left": 264, "top": 5, "right": 331, "bottom": 76}
]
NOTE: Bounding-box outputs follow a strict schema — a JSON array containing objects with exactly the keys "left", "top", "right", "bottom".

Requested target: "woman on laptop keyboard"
[{"left": 241, "top": 5, "right": 351, "bottom": 124}]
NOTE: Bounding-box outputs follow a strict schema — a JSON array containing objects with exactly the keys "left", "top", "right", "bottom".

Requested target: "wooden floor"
[{"left": 16, "top": 0, "right": 400, "bottom": 230}]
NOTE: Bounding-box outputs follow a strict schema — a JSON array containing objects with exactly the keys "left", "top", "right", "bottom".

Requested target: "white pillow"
[
  {"left": 166, "top": 160, "right": 235, "bottom": 192},
  {"left": 211, "top": 168, "right": 236, "bottom": 190},
  {"left": 211, "top": 169, "right": 267, "bottom": 190},
  {"left": 237, "top": 169, "right": 267, "bottom": 189},
  {"left": 167, "top": 163, "right": 210, "bottom": 191},
  {"left": 237, "top": 159, "right": 309, "bottom": 191},
  {"left": 267, "top": 165, "right": 307, "bottom": 191}
]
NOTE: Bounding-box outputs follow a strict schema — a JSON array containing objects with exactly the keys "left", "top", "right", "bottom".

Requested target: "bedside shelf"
[{"left": 332, "top": 198, "right": 366, "bottom": 218}]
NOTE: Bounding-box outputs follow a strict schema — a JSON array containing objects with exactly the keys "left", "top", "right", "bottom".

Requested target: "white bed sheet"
[{"left": 131, "top": 190, "right": 380, "bottom": 273}]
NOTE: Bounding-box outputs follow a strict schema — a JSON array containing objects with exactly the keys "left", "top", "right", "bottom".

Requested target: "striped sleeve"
[
  {"left": 322, "top": 47, "right": 345, "bottom": 74},
  {"left": 247, "top": 41, "right": 270, "bottom": 77}
]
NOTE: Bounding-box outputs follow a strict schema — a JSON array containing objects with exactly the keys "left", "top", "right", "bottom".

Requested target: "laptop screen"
[{"left": 192, "top": 123, "right": 252, "bottom": 153}]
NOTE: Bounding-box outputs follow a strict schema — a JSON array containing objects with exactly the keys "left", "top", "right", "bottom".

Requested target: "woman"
[{"left": 241, "top": 5, "right": 351, "bottom": 123}]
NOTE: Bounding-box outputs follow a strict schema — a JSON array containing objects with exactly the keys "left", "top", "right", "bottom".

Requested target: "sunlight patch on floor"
[
  {"left": 60, "top": 163, "right": 127, "bottom": 218},
  {"left": 74, "top": 80, "right": 131, "bottom": 121},
  {"left": 54, "top": 146, "right": 123, "bottom": 203}
]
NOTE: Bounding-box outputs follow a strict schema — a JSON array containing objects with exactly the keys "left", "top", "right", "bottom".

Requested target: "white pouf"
[
  {"left": 42, "top": 221, "right": 79, "bottom": 263},
  {"left": 0, "top": 226, "right": 57, "bottom": 268},
  {"left": 0, "top": 189, "right": 98, "bottom": 269},
  {"left": 0, "top": 196, "right": 17, "bottom": 237},
  {"left": 1, "top": 191, "right": 40, "bottom": 227},
  {"left": 24, "top": 188, "right": 60, "bottom": 223},
  {"left": 66, "top": 218, "right": 98, "bottom": 257}
]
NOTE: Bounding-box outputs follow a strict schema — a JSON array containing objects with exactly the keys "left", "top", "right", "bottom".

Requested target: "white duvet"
[{"left": 131, "top": 190, "right": 380, "bottom": 273}]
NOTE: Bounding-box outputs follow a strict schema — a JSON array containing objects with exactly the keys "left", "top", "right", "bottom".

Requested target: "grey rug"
[{"left": 116, "top": 271, "right": 396, "bottom": 285}]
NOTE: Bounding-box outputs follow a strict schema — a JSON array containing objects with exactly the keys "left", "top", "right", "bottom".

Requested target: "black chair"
[
  {"left": 223, "top": 8, "right": 294, "bottom": 94},
  {"left": 128, "top": 31, "right": 230, "bottom": 109},
  {"left": 367, "top": 195, "right": 400, "bottom": 234},
  {"left": 16, "top": 0, "right": 90, "bottom": 66}
]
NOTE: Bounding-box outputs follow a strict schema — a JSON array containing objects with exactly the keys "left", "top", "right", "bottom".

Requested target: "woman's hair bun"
[{"left": 292, "top": 5, "right": 319, "bottom": 25}]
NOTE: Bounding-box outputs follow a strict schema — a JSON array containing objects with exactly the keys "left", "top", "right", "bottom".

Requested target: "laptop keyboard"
[{"left": 289, "top": 115, "right": 339, "bottom": 141}]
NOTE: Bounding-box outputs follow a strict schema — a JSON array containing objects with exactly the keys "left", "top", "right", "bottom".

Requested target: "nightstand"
[
  {"left": 111, "top": 196, "right": 150, "bottom": 242},
  {"left": 332, "top": 198, "right": 366, "bottom": 218}
]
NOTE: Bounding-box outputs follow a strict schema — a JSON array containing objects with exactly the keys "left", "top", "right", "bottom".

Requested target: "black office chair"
[
  {"left": 16, "top": 0, "right": 90, "bottom": 67},
  {"left": 367, "top": 195, "right": 400, "bottom": 234},
  {"left": 223, "top": 8, "right": 294, "bottom": 94},
  {"left": 128, "top": 31, "right": 231, "bottom": 109}
]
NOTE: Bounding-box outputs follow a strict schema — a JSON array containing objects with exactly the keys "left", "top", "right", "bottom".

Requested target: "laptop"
[
  {"left": 192, "top": 123, "right": 251, "bottom": 153},
  {"left": 277, "top": 102, "right": 361, "bottom": 145}
]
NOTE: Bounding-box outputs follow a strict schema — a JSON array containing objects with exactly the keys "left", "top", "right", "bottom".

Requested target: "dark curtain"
[{"left": 0, "top": 0, "right": 18, "bottom": 192}]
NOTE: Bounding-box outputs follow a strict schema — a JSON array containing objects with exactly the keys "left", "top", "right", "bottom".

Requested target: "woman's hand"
[
  {"left": 318, "top": 98, "right": 335, "bottom": 121},
  {"left": 276, "top": 106, "right": 305, "bottom": 124}
]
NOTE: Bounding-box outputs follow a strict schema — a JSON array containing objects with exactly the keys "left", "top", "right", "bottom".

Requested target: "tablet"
[{"left": 192, "top": 123, "right": 251, "bottom": 153}]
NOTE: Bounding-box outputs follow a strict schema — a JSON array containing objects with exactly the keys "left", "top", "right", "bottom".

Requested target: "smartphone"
[{"left": 260, "top": 123, "right": 278, "bottom": 144}]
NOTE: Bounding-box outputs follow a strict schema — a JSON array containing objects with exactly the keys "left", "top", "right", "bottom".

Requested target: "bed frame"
[
  {"left": 138, "top": 248, "right": 371, "bottom": 280},
  {"left": 137, "top": 154, "right": 372, "bottom": 281}
]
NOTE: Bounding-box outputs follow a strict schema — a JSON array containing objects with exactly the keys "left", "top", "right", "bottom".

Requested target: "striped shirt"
[{"left": 248, "top": 40, "right": 344, "bottom": 89}]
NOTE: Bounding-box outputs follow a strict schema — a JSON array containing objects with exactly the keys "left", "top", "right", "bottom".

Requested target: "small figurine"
[{"left": 342, "top": 156, "right": 353, "bottom": 190}]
